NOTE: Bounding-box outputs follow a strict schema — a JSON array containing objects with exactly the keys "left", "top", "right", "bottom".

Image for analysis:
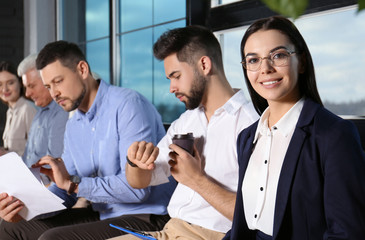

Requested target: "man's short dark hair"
[
  {"left": 36, "top": 40, "right": 89, "bottom": 72},
  {"left": 153, "top": 25, "right": 224, "bottom": 72}
]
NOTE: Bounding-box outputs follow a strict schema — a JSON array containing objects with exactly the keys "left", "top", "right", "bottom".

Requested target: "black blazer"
[{"left": 224, "top": 99, "right": 365, "bottom": 240}]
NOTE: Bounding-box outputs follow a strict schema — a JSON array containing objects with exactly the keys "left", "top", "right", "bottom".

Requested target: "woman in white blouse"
[
  {"left": 224, "top": 16, "right": 365, "bottom": 240},
  {"left": 0, "top": 61, "right": 36, "bottom": 156}
]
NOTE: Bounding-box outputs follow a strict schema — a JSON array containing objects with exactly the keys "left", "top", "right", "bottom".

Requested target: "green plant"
[{"left": 261, "top": 0, "right": 364, "bottom": 19}]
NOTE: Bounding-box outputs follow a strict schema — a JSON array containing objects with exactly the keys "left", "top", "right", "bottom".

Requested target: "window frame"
[
  {"left": 195, "top": 0, "right": 365, "bottom": 149},
  {"left": 206, "top": 0, "right": 357, "bottom": 31}
]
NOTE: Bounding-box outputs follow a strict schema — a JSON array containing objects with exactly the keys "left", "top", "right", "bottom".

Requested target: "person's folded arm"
[
  {"left": 67, "top": 96, "right": 165, "bottom": 204},
  {"left": 77, "top": 174, "right": 151, "bottom": 204}
]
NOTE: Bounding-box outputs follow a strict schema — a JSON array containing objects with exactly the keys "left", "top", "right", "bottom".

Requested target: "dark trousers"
[{"left": 0, "top": 208, "right": 169, "bottom": 240}]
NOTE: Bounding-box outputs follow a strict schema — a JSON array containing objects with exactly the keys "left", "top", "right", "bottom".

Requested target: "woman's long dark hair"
[{"left": 241, "top": 16, "right": 322, "bottom": 115}]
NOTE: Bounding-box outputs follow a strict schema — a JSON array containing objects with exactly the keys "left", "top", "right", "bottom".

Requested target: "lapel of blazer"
[
  {"left": 272, "top": 99, "right": 321, "bottom": 239},
  {"left": 233, "top": 122, "right": 258, "bottom": 239},
  {"left": 239, "top": 122, "right": 259, "bottom": 171}
]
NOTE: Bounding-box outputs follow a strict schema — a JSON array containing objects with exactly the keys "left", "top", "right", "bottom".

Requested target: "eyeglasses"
[{"left": 241, "top": 49, "right": 296, "bottom": 72}]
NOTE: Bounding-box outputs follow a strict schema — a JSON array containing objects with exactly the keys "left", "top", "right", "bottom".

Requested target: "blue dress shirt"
[
  {"left": 22, "top": 100, "right": 69, "bottom": 167},
  {"left": 50, "top": 80, "right": 176, "bottom": 220}
]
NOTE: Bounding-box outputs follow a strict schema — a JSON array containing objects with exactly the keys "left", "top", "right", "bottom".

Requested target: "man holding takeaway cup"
[{"left": 116, "top": 26, "right": 259, "bottom": 240}]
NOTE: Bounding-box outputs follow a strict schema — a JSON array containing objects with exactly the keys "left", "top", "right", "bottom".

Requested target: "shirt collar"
[
  {"left": 253, "top": 97, "right": 305, "bottom": 143},
  {"left": 214, "top": 89, "right": 249, "bottom": 115},
  {"left": 40, "top": 99, "right": 57, "bottom": 111},
  {"left": 196, "top": 89, "right": 248, "bottom": 116},
  {"left": 253, "top": 108, "right": 270, "bottom": 143},
  {"left": 8, "top": 96, "right": 26, "bottom": 113},
  {"left": 75, "top": 79, "right": 107, "bottom": 121}
]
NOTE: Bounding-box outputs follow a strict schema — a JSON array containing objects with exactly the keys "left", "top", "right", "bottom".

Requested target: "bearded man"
[
  {"left": 114, "top": 26, "right": 259, "bottom": 240},
  {"left": 0, "top": 40, "right": 176, "bottom": 240}
]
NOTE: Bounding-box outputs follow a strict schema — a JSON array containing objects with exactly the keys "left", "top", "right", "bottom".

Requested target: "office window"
[
  {"left": 120, "top": 1, "right": 152, "bottom": 32},
  {"left": 120, "top": 28, "right": 153, "bottom": 100},
  {"left": 117, "top": 0, "right": 186, "bottom": 123},
  {"left": 86, "top": 0, "right": 109, "bottom": 40},
  {"left": 217, "top": 29, "right": 249, "bottom": 97},
  {"left": 216, "top": 5, "right": 365, "bottom": 116},
  {"left": 84, "top": 39, "right": 110, "bottom": 82},
  {"left": 154, "top": 0, "right": 186, "bottom": 24},
  {"left": 59, "top": 0, "right": 111, "bottom": 83},
  {"left": 296, "top": 7, "right": 365, "bottom": 116},
  {"left": 58, "top": 0, "right": 186, "bottom": 123}
]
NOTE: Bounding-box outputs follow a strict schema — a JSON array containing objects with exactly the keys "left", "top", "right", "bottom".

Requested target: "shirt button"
[
  {"left": 264, "top": 160, "right": 268, "bottom": 164},
  {"left": 92, "top": 127, "right": 95, "bottom": 131},
  {"left": 273, "top": 126, "right": 277, "bottom": 130},
  {"left": 254, "top": 214, "right": 257, "bottom": 218},
  {"left": 260, "top": 187, "right": 264, "bottom": 191}
]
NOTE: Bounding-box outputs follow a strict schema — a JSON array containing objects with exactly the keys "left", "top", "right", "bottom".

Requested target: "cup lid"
[{"left": 172, "top": 132, "right": 194, "bottom": 139}]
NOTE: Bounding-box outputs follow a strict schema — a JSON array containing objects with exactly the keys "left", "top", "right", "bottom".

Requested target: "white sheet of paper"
[{"left": 0, "top": 152, "right": 66, "bottom": 220}]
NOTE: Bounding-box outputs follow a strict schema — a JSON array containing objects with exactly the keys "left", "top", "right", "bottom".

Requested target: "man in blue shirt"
[
  {"left": 0, "top": 41, "right": 175, "bottom": 240},
  {"left": 0, "top": 54, "right": 68, "bottom": 166},
  {"left": 19, "top": 54, "right": 69, "bottom": 167}
]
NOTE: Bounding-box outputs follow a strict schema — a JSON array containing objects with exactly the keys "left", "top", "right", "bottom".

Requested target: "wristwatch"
[{"left": 67, "top": 175, "right": 81, "bottom": 195}]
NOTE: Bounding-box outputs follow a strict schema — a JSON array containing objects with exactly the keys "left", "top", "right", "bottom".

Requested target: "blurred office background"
[{"left": 1, "top": 0, "right": 364, "bottom": 147}]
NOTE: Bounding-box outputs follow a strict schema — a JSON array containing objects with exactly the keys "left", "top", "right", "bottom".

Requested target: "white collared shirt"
[
  {"left": 242, "top": 98, "right": 305, "bottom": 236},
  {"left": 150, "top": 90, "right": 258, "bottom": 233}
]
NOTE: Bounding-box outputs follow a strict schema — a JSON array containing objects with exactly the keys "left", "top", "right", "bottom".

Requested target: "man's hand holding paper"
[
  {"left": 0, "top": 192, "right": 24, "bottom": 222},
  {"left": 0, "top": 152, "right": 66, "bottom": 221}
]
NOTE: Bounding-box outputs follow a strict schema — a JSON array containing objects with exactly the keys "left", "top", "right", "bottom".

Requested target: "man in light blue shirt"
[
  {"left": 48, "top": 79, "right": 173, "bottom": 218},
  {"left": 0, "top": 41, "right": 175, "bottom": 240},
  {"left": 19, "top": 54, "right": 69, "bottom": 167},
  {"left": 22, "top": 100, "right": 68, "bottom": 167}
]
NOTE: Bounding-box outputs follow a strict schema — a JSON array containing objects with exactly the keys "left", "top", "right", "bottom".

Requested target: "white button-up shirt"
[
  {"left": 150, "top": 90, "right": 258, "bottom": 233},
  {"left": 242, "top": 98, "right": 304, "bottom": 236}
]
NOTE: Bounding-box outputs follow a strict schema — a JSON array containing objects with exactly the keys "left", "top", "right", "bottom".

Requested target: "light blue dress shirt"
[
  {"left": 22, "top": 100, "right": 69, "bottom": 167},
  {"left": 49, "top": 80, "right": 176, "bottom": 220}
]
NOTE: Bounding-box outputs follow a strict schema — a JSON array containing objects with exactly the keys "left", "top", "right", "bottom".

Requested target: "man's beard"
[
  {"left": 68, "top": 84, "right": 86, "bottom": 111},
  {"left": 184, "top": 69, "right": 207, "bottom": 110}
]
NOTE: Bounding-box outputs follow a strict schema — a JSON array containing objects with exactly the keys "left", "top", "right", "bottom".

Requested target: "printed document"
[{"left": 0, "top": 152, "right": 66, "bottom": 220}]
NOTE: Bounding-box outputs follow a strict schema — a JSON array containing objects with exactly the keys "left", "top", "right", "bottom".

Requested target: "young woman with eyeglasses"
[
  {"left": 0, "top": 61, "right": 36, "bottom": 156},
  {"left": 224, "top": 16, "right": 365, "bottom": 240}
]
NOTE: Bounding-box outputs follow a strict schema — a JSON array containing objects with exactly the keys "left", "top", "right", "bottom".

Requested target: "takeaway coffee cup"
[{"left": 172, "top": 133, "right": 194, "bottom": 155}]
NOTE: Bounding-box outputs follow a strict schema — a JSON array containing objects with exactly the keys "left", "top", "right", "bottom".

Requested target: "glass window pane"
[
  {"left": 295, "top": 7, "right": 365, "bottom": 116},
  {"left": 218, "top": 6, "right": 365, "bottom": 116},
  {"left": 86, "top": 39, "right": 110, "bottom": 83},
  {"left": 86, "top": 0, "right": 109, "bottom": 40},
  {"left": 153, "top": 20, "right": 186, "bottom": 123},
  {"left": 218, "top": 28, "right": 249, "bottom": 98},
  {"left": 120, "top": 29, "right": 153, "bottom": 101},
  {"left": 154, "top": 0, "right": 185, "bottom": 25},
  {"left": 59, "top": 0, "right": 86, "bottom": 43},
  {"left": 120, "top": 0, "right": 152, "bottom": 33}
]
